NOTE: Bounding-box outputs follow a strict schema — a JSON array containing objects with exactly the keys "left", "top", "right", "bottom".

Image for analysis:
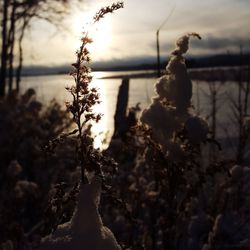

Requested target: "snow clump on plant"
[
  {"left": 185, "top": 116, "right": 209, "bottom": 145},
  {"left": 7, "top": 160, "right": 22, "bottom": 177},
  {"left": 141, "top": 33, "right": 208, "bottom": 156},
  {"left": 202, "top": 165, "right": 250, "bottom": 249}
]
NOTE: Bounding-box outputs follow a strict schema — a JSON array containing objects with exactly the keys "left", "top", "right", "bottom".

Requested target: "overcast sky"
[{"left": 23, "top": 0, "right": 250, "bottom": 66}]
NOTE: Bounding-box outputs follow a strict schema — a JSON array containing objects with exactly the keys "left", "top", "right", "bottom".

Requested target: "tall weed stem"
[{"left": 67, "top": 2, "right": 124, "bottom": 183}]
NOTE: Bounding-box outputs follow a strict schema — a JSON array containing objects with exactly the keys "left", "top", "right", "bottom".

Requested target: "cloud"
[
  {"left": 157, "top": 35, "right": 250, "bottom": 55},
  {"left": 191, "top": 35, "right": 250, "bottom": 50}
]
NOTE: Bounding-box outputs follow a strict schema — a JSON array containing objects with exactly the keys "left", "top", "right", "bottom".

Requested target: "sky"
[{"left": 23, "top": 0, "right": 250, "bottom": 66}]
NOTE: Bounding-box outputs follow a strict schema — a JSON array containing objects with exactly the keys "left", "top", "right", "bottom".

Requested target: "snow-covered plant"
[
  {"left": 104, "top": 33, "right": 217, "bottom": 249},
  {"left": 126, "top": 33, "right": 250, "bottom": 250},
  {"left": 202, "top": 164, "right": 250, "bottom": 250},
  {"left": 103, "top": 33, "right": 213, "bottom": 249},
  {"left": 141, "top": 33, "right": 208, "bottom": 158}
]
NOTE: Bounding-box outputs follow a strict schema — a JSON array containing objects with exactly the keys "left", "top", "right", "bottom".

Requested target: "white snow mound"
[{"left": 40, "top": 178, "right": 122, "bottom": 250}]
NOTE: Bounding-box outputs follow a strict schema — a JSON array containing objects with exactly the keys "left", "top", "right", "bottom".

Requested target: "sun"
[{"left": 72, "top": 11, "right": 112, "bottom": 60}]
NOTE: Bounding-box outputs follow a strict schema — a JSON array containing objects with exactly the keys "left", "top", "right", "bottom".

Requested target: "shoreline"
[{"left": 99, "top": 66, "right": 250, "bottom": 81}]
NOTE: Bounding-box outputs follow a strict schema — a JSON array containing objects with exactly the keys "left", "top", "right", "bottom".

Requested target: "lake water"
[{"left": 20, "top": 71, "right": 242, "bottom": 150}]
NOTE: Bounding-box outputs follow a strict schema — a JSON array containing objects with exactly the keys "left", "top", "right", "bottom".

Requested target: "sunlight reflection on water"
[
  {"left": 20, "top": 72, "right": 155, "bottom": 149},
  {"left": 20, "top": 72, "right": 238, "bottom": 149}
]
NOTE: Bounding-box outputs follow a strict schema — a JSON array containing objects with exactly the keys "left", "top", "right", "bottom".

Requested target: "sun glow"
[
  {"left": 71, "top": 9, "right": 117, "bottom": 149},
  {"left": 72, "top": 12, "right": 112, "bottom": 61}
]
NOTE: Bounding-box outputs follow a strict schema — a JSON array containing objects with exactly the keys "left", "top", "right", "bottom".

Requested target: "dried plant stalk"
[{"left": 67, "top": 2, "right": 124, "bottom": 183}]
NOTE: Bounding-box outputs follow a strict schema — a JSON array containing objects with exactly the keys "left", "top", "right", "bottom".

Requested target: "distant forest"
[{"left": 20, "top": 52, "right": 250, "bottom": 76}]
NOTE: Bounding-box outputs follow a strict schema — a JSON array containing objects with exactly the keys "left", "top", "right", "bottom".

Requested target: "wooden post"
[{"left": 113, "top": 77, "right": 129, "bottom": 138}]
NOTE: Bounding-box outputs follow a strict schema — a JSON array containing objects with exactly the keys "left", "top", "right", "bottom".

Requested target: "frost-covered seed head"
[
  {"left": 230, "top": 165, "right": 243, "bottom": 182},
  {"left": 172, "top": 33, "right": 201, "bottom": 56},
  {"left": 140, "top": 99, "right": 176, "bottom": 140},
  {"left": 166, "top": 142, "right": 184, "bottom": 161},
  {"left": 14, "top": 180, "right": 38, "bottom": 199},
  {"left": 7, "top": 160, "right": 22, "bottom": 177},
  {"left": 184, "top": 116, "right": 208, "bottom": 144}
]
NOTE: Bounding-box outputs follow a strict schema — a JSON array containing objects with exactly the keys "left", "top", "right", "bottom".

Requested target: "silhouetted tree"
[
  {"left": 0, "top": 0, "right": 82, "bottom": 97},
  {"left": 0, "top": 0, "right": 9, "bottom": 96}
]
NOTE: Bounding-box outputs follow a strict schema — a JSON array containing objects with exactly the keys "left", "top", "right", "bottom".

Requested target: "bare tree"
[
  {"left": 0, "top": 0, "right": 82, "bottom": 96},
  {"left": 227, "top": 64, "right": 250, "bottom": 163},
  {"left": 201, "top": 69, "right": 225, "bottom": 162},
  {"left": 234, "top": 65, "right": 250, "bottom": 163},
  {"left": 0, "top": 0, "right": 9, "bottom": 96}
]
